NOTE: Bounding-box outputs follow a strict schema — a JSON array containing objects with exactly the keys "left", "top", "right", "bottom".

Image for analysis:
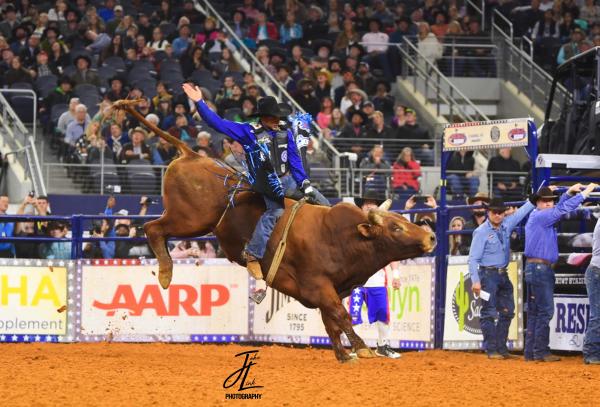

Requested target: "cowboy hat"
[
  {"left": 73, "top": 54, "right": 91, "bottom": 66},
  {"left": 484, "top": 198, "right": 508, "bottom": 212},
  {"left": 354, "top": 189, "right": 387, "bottom": 208},
  {"left": 312, "top": 39, "right": 333, "bottom": 54},
  {"left": 346, "top": 88, "right": 368, "bottom": 101},
  {"left": 248, "top": 96, "right": 283, "bottom": 118},
  {"left": 315, "top": 68, "right": 333, "bottom": 83},
  {"left": 530, "top": 186, "right": 559, "bottom": 204},
  {"left": 466, "top": 192, "right": 490, "bottom": 205}
]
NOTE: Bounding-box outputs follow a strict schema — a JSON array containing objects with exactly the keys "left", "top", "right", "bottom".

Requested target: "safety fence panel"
[
  {"left": 0, "top": 257, "right": 435, "bottom": 349},
  {"left": 443, "top": 254, "right": 524, "bottom": 350},
  {"left": 78, "top": 258, "right": 249, "bottom": 343},
  {"left": 549, "top": 295, "right": 589, "bottom": 352},
  {"left": 0, "top": 259, "right": 76, "bottom": 343}
]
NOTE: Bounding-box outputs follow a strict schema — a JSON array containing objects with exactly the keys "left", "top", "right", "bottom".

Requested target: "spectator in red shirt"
[
  {"left": 392, "top": 147, "right": 421, "bottom": 197},
  {"left": 249, "top": 12, "right": 278, "bottom": 42}
]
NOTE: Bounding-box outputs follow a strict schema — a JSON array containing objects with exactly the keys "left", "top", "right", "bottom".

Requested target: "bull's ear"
[{"left": 357, "top": 223, "right": 375, "bottom": 239}]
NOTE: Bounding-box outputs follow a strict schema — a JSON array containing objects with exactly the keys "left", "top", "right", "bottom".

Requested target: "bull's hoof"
[
  {"left": 356, "top": 347, "right": 377, "bottom": 358},
  {"left": 339, "top": 353, "right": 358, "bottom": 364},
  {"left": 158, "top": 270, "right": 172, "bottom": 289}
]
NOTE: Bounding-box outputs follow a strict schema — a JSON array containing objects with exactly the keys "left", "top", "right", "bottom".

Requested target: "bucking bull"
[{"left": 112, "top": 99, "right": 436, "bottom": 362}]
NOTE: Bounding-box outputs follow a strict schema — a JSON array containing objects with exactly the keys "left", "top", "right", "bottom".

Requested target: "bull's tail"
[{"left": 114, "top": 99, "right": 194, "bottom": 157}]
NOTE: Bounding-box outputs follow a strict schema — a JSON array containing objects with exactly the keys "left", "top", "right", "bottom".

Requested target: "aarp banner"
[{"left": 80, "top": 259, "right": 248, "bottom": 341}]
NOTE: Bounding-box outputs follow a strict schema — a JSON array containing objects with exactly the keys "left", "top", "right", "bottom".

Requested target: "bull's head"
[{"left": 357, "top": 199, "right": 436, "bottom": 259}]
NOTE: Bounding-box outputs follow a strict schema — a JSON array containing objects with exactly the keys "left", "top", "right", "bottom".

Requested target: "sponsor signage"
[
  {"left": 443, "top": 255, "right": 524, "bottom": 350},
  {"left": 549, "top": 295, "right": 589, "bottom": 351},
  {"left": 252, "top": 286, "right": 328, "bottom": 343},
  {"left": 80, "top": 259, "right": 248, "bottom": 340},
  {"left": 348, "top": 258, "right": 435, "bottom": 349},
  {"left": 252, "top": 258, "right": 435, "bottom": 349},
  {"left": 443, "top": 118, "right": 530, "bottom": 151},
  {"left": 0, "top": 260, "right": 70, "bottom": 338}
]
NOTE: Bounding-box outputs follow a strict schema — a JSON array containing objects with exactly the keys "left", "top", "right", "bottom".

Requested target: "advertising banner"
[
  {"left": 549, "top": 295, "right": 589, "bottom": 351},
  {"left": 252, "top": 258, "right": 435, "bottom": 349},
  {"left": 80, "top": 259, "right": 248, "bottom": 341},
  {"left": 443, "top": 255, "right": 524, "bottom": 350},
  {"left": 0, "top": 259, "right": 74, "bottom": 342},
  {"left": 251, "top": 286, "right": 327, "bottom": 344},
  {"left": 348, "top": 258, "right": 435, "bottom": 349},
  {"left": 443, "top": 118, "right": 530, "bottom": 152}
]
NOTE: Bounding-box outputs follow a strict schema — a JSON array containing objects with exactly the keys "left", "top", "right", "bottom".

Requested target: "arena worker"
[
  {"left": 468, "top": 196, "right": 534, "bottom": 359},
  {"left": 350, "top": 190, "right": 401, "bottom": 359},
  {"left": 524, "top": 183, "right": 597, "bottom": 362},
  {"left": 584, "top": 207, "right": 600, "bottom": 365},
  {"left": 182, "top": 83, "right": 325, "bottom": 304}
]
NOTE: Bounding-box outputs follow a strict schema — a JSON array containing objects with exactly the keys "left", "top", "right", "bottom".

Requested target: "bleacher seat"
[
  {"left": 10, "top": 95, "right": 35, "bottom": 123},
  {"left": 75, "top": 84, "right": 100, "bottom": 98},
  {"left": 102, "top": 56, "right": 126, "bottom": 72},
  {"left": 126, "top": 159, "right": 157, "bottom": 193},
  {"left": 50, "top": 103, "right": 68, "bottom": 122},
  {"left": 35, "top": 75, "right": 58, "bottom": 99},
  {"left": 159, "top": 22, "right": 177, "bottom": 38}
]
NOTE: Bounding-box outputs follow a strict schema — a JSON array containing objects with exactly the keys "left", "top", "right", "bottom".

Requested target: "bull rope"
[
  {"left": 214, "top": 178, "right": 244, "bottom": 230},
  {"left": 266, "top": 198, "right": 306, "bottom": 286}
]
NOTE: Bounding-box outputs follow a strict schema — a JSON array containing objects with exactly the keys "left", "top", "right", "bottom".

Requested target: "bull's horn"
[
  {"left": 368, "top": 210, "right": 384, "bottom": 226},
  {"left": 378, "top": 199, "right": 392, "bottom": 211}
]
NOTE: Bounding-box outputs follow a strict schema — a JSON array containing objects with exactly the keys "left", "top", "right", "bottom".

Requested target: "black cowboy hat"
[
  {"left": 312, "top": 39, "right": 333, "bottom": 54},
  {"left": 484, "top": 197, "right": 508, "bottom": 212},
  {"left": 354, "top": 189, "right": 386, "bottom": 208},
  {"left": 466, "top": 192, "right": 490, "bottom": 205},
  {"left": 73, "top": 54, "right": 91, "bottom": 66},
  {"left": 530, "top": 186, "right": 559, "bottom": 204},
  {"left": 248, "top": 96, "right": 283, "bottom": 118},
  {"left": 348, "top": 109, "right": 368, "bottom": 123},
  {"left": 368, "top": 17, "right": 383, "bottom": 28},
  {"left": 269, "top": 47, "right": 287, "bottom": 61},
  {"left": 375, "top": 79, "right": 390, "bottom": 92},
  {"left": 277, "top": 102, "right": 293, "bottom": 119},
  {"left": 58, "top": 75, "right": 74, "bottom": 86}
]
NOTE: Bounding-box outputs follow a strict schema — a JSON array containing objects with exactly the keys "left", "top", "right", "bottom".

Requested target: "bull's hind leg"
[
  {"left": 144, "top": 218, "right": 173, "bottom": 289},
  {"left": 318, "top": 284, "right": 377, "bottom": 359},
  {"left": 320, "top": 312, "right": 355, "bottom": 363}
]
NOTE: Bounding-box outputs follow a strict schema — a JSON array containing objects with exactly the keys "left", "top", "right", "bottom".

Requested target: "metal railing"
[
  {"left": 491, "top": 9, "right": 570, "bottom": 115},
  {"left": 330, "top": 137, "right": 441, "bottom": 167},
  {"left": 0, "top": 90, "right": 46, "bottom": 196},
  {"left": 395, "top": 37, "right": 490, "bottom": 123},
  {"left": 193, "top": 0, "right": 342, "bottom": 169},
  {"left": 42, "top": 158, "right": 529, "bottom": 201}
]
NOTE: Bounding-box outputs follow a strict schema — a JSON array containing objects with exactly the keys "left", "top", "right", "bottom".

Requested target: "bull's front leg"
[
  {"left": 318, "top": 284, "right": 377, "bottom": 359},
  {"left": 320, "top": 312, "right": 356, "bottom": 363}
]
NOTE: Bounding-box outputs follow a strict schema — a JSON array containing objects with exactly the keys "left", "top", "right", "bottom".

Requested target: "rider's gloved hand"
[{"left": 301, "top": 180, "right": 316, "bottom": 199}]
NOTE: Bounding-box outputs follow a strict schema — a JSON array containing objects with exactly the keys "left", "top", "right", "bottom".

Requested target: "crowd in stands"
[
  {"left": 495, "top": 0, "right": 600, "bottom": 71},
  {"left": 0, "top": 193, "right": 218, "bottom": 260},
  {"left": 0, "top": 0, "right": 535, "bottom": 202}
]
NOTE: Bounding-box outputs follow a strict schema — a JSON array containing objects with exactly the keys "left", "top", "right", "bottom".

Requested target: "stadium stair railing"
[
  {"left": 192, "top": 0, "right": 342, "bottom": 171},
  {"left": 0, "top": 89, "right": 47, "bottom": 197}
]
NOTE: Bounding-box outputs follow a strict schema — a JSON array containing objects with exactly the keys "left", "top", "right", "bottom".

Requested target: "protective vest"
[
  {"left": 252, "top": 124, "right": 290, "bottom": 176},
  {"left": 241, "top": 123, "right": 289, "bottom": 203}
]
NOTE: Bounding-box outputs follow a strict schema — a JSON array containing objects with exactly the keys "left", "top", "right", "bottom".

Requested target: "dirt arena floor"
[{"left": 1, "top": 343, "right": 600, "bottom": 407}]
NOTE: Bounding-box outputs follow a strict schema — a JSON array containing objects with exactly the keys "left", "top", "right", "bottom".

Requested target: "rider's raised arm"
[
  {"left": 286, "top": 128, "right": 308, "bottom": 185},
  {"left": 195, "top": 100, "right": 253, "bottom": 145}
]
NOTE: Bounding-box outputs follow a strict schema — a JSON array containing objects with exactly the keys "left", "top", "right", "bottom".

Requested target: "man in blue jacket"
[
  {"left": 524, "top": 183, "right": 597, "bottom": 362},
  {"left": 182, "top": 83, "right": 319, "bottom": 287},
  {"left": 468, "top": 196, "right": 535, "bottom": 359}
]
